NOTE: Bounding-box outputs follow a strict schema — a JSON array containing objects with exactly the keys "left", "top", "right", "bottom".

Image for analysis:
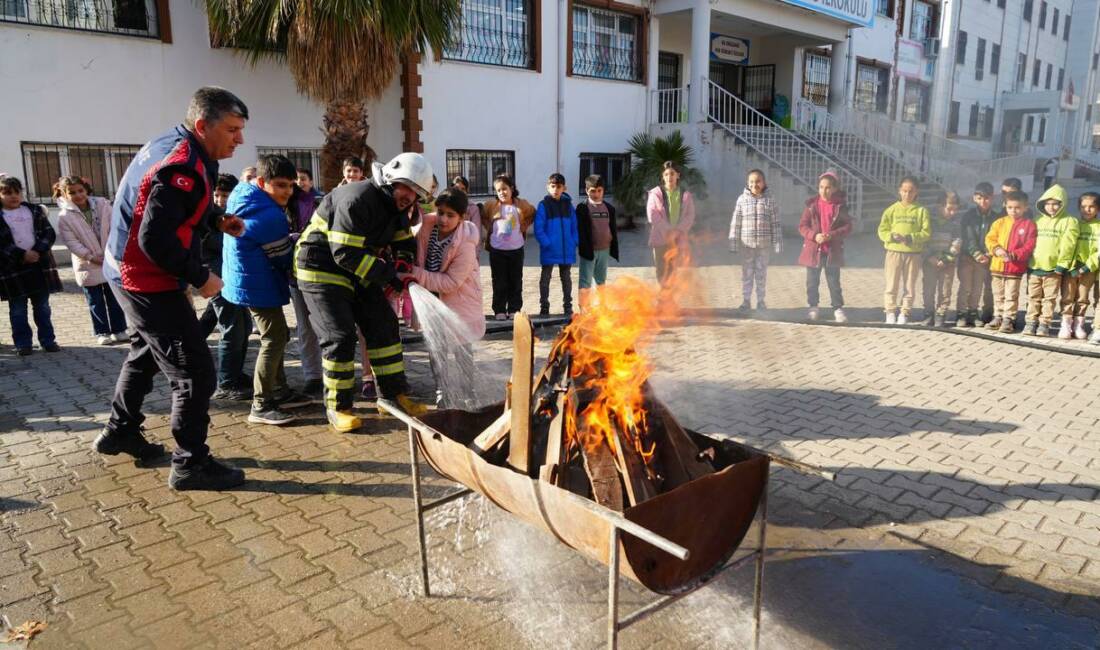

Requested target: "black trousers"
[
  {"left": 301, "top": 282, "right": 407, "bottom": 411},
  {"left": 806, "top": 264, "right": 843, "bottom": 308},
  {"left": 488, "top": 246, "right": 524, "bottom": 314},
  {"left": 108, "top": 286, "right": 216, "bottom": 468},
  {"left": 539, "top": 264, "right": 573, "bottom": 312}
]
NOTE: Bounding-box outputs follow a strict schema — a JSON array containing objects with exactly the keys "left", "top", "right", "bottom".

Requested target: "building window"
[
  {"left": 854, "top": 62, "right": 890, "bottom": 113},
  {"left": 445, "top": 149, "right": 515, "bottom": 197},
  {"left": 1093, "top": 52, "right": 1098, "bottom": 71},
  {"left": 1057, "top": 67, "right": 1064, "bottom": 90},
  {"left": 256, "top": 147, "right": 323, "bottom": 190},
  {"left": 1052, "top": 8, "right": 1059, "bottom": 34},
  {"left": 1026, "top": 115, "right": 1035, "bottom": 141},
  {"left": 956, "top": 31, "right": 967, "bottom": 65},
  {"left": 909, "top": 1, "right": 933, "bottom": 41},
  {"left": 1023, "top": 0, "right": 1033, "bottom": 20},
  {"left": 968, "top": 104, "right": 980, "bottom": 137},
  {"left": 1046, "top": 63, "right": 1053, "bottom": 89},
  {"left": 902, "top": 81, "right": 930, "bottom": 123},
  {"left": 1039, "top": 1, "right": 1046, "bottom": 28},
  {"left": 948, "top": 101, "right": 961, "bottom": 134},
  {"left": 578, "top": 153, "right": 630, "bottom": 196},
  {"left": 1033, "top": 58, "right": 1042, "bottom": 86},
  {"left": 983, "top": 107, "right": 994, "bottom": 139},
  {"left": 1038, "top": 117, "right": 1047, "bottom": 142},
  {"left": 444, "top": 0, "right": 536, "bottom": 69},
  {"left": 975, "top": 38, "right": 986, "bottom": 80},
  {"left": 1064, "top": 16, "right": 1071, "bottom": 40},
  {"left": 1019, "top": 53, "right": 1027, "bottom": 83},
  {"left": 991, "top": 43, "right": 1000, "bottom": 75},
  {"left": 876, "top": 0, "right": 894, "bottom": 17},
  {"left": 571, "top": 4, "right": 643, "bottom": 82},
  {"left": 20, "top": 141, "right": 142, "bottom": 203},
  {"left": 997, "top": 0, "right": 1005, "bottom": 8},
  {"left": 802, "top": 50, "right": 831, "bottom": 106},
  {"left": 0, "top": 0, "right": 160, "bottom": 38}
]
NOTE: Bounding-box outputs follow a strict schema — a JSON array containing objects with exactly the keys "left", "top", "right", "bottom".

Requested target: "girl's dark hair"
[
  {"left": 493, "top": 174, "right": 519, "bottom": 198},
  {"left": 900, "top": 175, "right": 920, "bottom": 189},
  {"left": 747, "top": 168, "right": 766, "bottom": 180},
  {"left": 1080, "top": 191, "right": 1100, "bottom": 205},
  {"left": 662, "top": 161, "right": 680, "bottom": 174},
  {"left": 52, "top": 175, "right": 93, "bottom": 199},
  {"left": 451, "top": 175, "right": 469, "bottom": 189},
  {"left": 943, "top": 190, "right": 961, "bottom": 206},
  {"left": 342, "top": 157, "right": 364, "bottom": 169},
  {"left": 435, "top": 188, "right": 469, "bottom": 215}
]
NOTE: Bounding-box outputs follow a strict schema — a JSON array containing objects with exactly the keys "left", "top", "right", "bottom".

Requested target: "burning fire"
[{"left": 554, "top": 240, "right": 697, "bottom": 463}]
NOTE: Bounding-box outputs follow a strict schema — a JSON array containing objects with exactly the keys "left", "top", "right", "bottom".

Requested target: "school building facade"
[{"left": 3, "top": 0, "right": 1100, "bottom": 225}]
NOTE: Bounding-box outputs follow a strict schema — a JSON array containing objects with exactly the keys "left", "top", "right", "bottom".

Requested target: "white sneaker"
[
  {"left": 885, "top": 312, "right": 897, "bottom": 325},
  {"left": 1090, "top": 328, "right": 1100, "bottom": 344},
  {"left": 96, "top": 335, "right": 112, "bottom": 346},
  {"left": 1074, "top": 320, "right": 1088, "bottom": 340},
  {"left": 834, "top": 308, "right": 848, "bottom": 323},
  {"left": 1058, "top": 316, "right": 1074, "bottom": 340},
  {"left": 897, "top": 313, "right": 909, "bottom": 325},
  {"left": 808, "top": 307, "right": 820, "bottom": 321},
  {"left": 112, "top": 332, "right": 129, "bottom": 343}
]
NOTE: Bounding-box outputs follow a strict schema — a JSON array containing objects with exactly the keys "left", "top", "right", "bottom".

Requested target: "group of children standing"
[{"left": 876, "top": 176, "right": 1100, "bottom": 340}]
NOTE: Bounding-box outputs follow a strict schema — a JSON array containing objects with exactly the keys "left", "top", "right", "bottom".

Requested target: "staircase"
[{"left": 704, "top": 80, "right": 865, "bottom": 224}]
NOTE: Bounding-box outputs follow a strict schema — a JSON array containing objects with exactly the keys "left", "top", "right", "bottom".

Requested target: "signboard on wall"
[
  {"left": 710, "top": 34, "right": 750, "bottom": 64},
  {"left": 779, "top": 0, "right": 874, "bottom": 27},
  {"left": 896, "top": 39, "right": 926, "bottom": 80}
]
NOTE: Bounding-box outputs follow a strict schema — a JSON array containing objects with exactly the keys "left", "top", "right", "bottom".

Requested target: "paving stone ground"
[{"left": 1, "top": 226, "right": 1099, "bottom": 648}]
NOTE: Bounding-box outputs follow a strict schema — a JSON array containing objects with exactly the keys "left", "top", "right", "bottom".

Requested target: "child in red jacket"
[
  {"left": 983, "top": 191, "right": 1038, "bottom": 333},
  {"left": 798, "top": 171, "right": 853, "bottom": 322}
]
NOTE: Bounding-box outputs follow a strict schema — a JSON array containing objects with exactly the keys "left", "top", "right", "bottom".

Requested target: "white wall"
[
  {"left": 0, "top": 0, "right": 400, "bottom": 195},
  {"left": 418, "top": 0, "right": 650, "bottom": 199}
]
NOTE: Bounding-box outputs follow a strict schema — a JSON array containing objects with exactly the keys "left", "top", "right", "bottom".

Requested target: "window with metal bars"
[
  {"left": 976, "top": 38, "right": 986, "bottom": 80},
  {"left": 578, "top": 153, "right": 630, "bottom": 196},
  {"left": 802, "top": 51, "right": 831, "bottom": 106},
  {"left": 445, "top": 150, "right": 515, "bottom": 197},
  {"left": 876, "top": 0, "right": 894, "bottom": 16},
  {"left": 443, "top": 0, "right": 535, "bottom": 69},
  {"left": 854, "top": 63, "right": 890, "bottom": 113},
  {"left": 255, "top": 147, "right": 323, "bottom": 189},
  {"left": 571, "top": 4, "right": 642, "bottom": 82},
  {"left": 909, "top": 1, "right": 933, "bottom": 41},
  {"left": 0, "top": 0, "right": 159, "bottom": 37},
  {"left": 902, "top": 81, "right": 930, "bottom": 123},
  {"left": 20, "top": 141, "right": 142, "bottom": 203}
]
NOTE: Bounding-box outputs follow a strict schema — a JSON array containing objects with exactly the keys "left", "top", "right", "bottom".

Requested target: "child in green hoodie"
[
  {"left": 878, "top": 176, "right": 931, "bottom": 324},
  {"left": 1024, "top": 184, "right": 1079, "bottom": 336},
  {"left": 921, "top": 191, "right": 962, "bottom": 327},
  {"left": 1066, "top": 192, "right": 1100, "bottom": 341}
]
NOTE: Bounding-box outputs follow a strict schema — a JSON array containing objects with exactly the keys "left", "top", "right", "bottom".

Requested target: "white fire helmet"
[{"left": 377, "top": 152, "right": 434, "bottom": 200}]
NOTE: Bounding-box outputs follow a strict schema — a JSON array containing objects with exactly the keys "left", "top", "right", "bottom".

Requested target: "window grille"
[
  {"left": 20, "top": 141, "right": 141, "bottom": 203},
  {"left": 572, "top": 4, "right": 641, "bottom": 82},
  {"left": 803, "top": 51, "right": 831, "bottom": 106},
  {"left": 578, "top": 153, "right": 630, "bottom": 196},
  {"left": 445, "top": 150, "right": 515, "bottom": 197},
  {"left": 443, "top": 0, "right": 535, "bottom": 69},
  {"left": 255, "top": 147, "right": 323, "bottom": 189},
  {"left": 0, "top": 0, "right": 159, "bottom": 38},
  {"left": 854, "top": 63, "right": 889, "bottom": 113}
]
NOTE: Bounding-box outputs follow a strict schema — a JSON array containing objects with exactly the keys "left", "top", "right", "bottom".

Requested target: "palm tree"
[
  {"left": 205, "top": 0, "right": 462, "bottom": 189},
  {"left": 615, "top": 131, "right": 707, "bottom": 228}
]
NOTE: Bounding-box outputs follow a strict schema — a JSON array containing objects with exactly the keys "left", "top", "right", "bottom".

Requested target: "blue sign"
[
  {"left": 778, "top": 0, "right": 875, "bottom": 27},
  {"left": 711, "top": 34, "right": 750, "bottom": 65}
]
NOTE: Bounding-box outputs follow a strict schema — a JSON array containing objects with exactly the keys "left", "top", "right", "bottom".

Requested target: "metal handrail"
[
  {"left": 705, "top": 79, "right": 864, "bottom": 220},
  {"left": 793, "top": 99, "right": 917, "bottom": 192},
  {"left": 650, "top": 88, "right": 688, "bottom": 125}
]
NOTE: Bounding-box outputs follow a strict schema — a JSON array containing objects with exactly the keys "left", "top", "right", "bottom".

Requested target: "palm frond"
[{"left": 615, "top": 130, "right": 707, "bottom": 217}]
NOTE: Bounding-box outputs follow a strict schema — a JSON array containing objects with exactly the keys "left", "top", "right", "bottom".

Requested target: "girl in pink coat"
[
  {"left": 54, "top": 176, "right": 128, "bottom": 344},
  {"left": 403, "top": 188, "right": 485, "bottom": 406},
  {"left": 646, "top": 161, "right": 696, "bottom": 283}
]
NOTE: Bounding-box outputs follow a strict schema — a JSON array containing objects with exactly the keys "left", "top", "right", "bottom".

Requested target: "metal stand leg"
[
  {"left": 409, "top": 425, "right": 431, "bottom": 597},
  {"left": 607, "top": 527, "right": 620, "bottom": 650},
  {"left": 752, "top": 488, "right": 768, "bottom": 650}
]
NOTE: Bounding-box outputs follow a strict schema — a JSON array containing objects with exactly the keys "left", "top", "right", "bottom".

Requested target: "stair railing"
[{"left": 706, "top": 79, "right": 863, "bottom": 221}]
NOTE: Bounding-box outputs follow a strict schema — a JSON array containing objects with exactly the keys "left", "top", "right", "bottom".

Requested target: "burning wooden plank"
[
  {"left": 612, "top": 425, "right": 657, "bottom": 506},
  {"left": 581, "top": 440, "right": 624, "bottom": 512},
  {"left": 507, "top": 313, "right": 534, "bottom": 474},
  {"left": 469, "top": 409, "right": 511, "bottom": 456}
]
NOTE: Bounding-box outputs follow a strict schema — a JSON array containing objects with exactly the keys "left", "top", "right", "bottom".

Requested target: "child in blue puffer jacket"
[
  {"left": 534, "top": 173, "right": 579, "bottom": 317},
  {"left": 223, "top": 154, "right": 312, "bottom": 427}
]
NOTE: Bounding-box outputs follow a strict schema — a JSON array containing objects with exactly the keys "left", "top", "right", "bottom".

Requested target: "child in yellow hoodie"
[
  {"left": 1065, "top": 192, "right": 1100, "bottom": 340},
  {"left": 1024, "top": 184, "right": 1079, "bottom": 337},
  {"left": 878, "top": 176, "right": 931, "bottom": 324}
]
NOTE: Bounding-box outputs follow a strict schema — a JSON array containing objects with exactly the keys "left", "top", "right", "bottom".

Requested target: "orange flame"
[{"left": 558, "top": 238, "right": 698, "bottom": 464}]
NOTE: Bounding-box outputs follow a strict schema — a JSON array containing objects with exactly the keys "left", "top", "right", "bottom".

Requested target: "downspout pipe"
[{"left": 557, "top": 0, "right": 566, "bottom": 173}]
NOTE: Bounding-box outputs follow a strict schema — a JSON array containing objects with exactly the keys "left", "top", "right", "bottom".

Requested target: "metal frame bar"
[{"left": 384, "top": 399, "right": 831, "bottom": 649}]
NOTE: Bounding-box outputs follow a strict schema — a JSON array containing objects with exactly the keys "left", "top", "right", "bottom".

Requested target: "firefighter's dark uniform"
[{"left": 294, "top": 179, "right": 415, "bottom": 411}]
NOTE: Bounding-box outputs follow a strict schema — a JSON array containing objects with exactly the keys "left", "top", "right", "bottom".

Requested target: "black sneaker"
[
  {"left": 92, "top": 428, "right": 166, "bottom": 460},
  {"left": 274, "top": 389, "right": 313, "bottom": 409},
  {"left": 16, "top": 348, "right": 32, "bottom": 357},
  {"left": 212, "top": 385, "right": 252, "bottom": 401},
  {"left": 736, "top": 302, "right": 751, "bottom": 314},
  {"left": 247, "top": 406, "right": 297, "bottom": 426},
  {"left": 538, "top": 308, "right": 550, "bottom": 317},
  {"left": 563, "top": 306, "right": 573, "bottom": 317},
  {"left": 42, "top": 343, "right": 61, "bottom": 353},
  {"left": 756, "top": 301, "right": 767, "bottom": 311},
  {"left": 921, "top": 315, "right": 935, "bottom": 327},
  {"left": 168, "top": 456, "right": 245, "bottom": 491}
]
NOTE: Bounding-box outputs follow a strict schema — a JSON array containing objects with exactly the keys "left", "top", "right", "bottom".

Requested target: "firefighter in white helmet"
[{"left": 294, "top": 152, "right": 433, "bottom": 431}]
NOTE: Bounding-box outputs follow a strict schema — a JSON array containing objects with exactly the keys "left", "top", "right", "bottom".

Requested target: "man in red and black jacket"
[{"left": 96, "top": 87, "right": 248, "bottom": 491}]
